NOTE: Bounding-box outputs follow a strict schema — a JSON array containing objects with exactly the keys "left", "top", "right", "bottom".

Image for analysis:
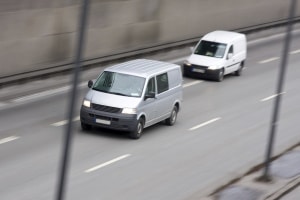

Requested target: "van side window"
[
  {"left": 229, "top": 45, "right": 234, "bottom": 54},
  {"left": 156, "top": 73, "right": 169, "bottom": 94},
  {"left": 146, "top": 77, "right": 155, "bottom": 95}
]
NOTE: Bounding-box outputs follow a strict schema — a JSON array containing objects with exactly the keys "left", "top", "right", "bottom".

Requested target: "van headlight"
[
  {"left": 122, "top": 108, "right": 136, "bottom": 114},
  {"left": 208, "top": 66, "right": 219, "bottom": 70},
  {"left": 83, "top": 100, "right": 91, "bottom": 108},
  {"left": 184, "top": 61, "right": 192, "bottom": 66}
]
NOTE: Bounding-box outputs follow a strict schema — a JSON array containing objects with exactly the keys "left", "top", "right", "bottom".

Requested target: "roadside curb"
[
  {"left": 210, "top": 146, "right": 300, "bottom": 200},
  {"left": 264, "top": 175, "right": 300, "bottom": 200}
]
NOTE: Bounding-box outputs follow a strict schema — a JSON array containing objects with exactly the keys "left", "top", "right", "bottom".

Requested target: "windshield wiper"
[
  {"left": 92, "top": 88, "right": 106, "bottom": 92},
  {"left": 110, "top": 92, "right": 129, "bottom": 97}
]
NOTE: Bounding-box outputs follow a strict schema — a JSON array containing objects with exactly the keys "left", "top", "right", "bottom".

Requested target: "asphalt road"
[{"left": 0, "top": 28, "right": 300, "bottom": 200}]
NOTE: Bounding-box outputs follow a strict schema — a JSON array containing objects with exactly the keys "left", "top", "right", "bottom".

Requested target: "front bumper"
[
  {"left": 183, "top": 64, "right": 219, "bottom": 79},
  {"left": 80, "top": 106, "right": 138, "bottom": 132}
]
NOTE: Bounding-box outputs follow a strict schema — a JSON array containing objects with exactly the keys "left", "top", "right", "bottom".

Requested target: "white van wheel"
[
  {"left": 129, "top": 118, "right": 144, "bottom": 139},
  {"left": 166, "top": 106, "right": 178, "bottom": 126},
  {"left": 235, "top": 63, "right": 243, "bottom": 76},
  {"left": 216, "top": 68, "right": 224, "bottom": 82}
]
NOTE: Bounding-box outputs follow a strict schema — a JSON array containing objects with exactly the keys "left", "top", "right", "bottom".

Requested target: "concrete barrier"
[{"left": 0, "top": 0, "right": 299, "bottom": 82}]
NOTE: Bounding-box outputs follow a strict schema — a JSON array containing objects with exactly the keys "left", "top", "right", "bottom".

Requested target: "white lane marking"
[
  {"left": 51, "top": 116, "right": 80, "bottom": 127},
  {"left": 183, "top": 80, "right": 203, "bottom": 88},
  {"left": 0, "top": 102, "right": 7, "bottom": 108},
  {"left": 189, "top": 117, "right": 221, "bottom": 131},
  {"left": 12, "top": 86, "right": 71, "bottom": 103},
  {"left": 259, "top": 57, "right": 279, "bottom": 64},
  {"left": 247, "top": 28, "right": 300, "bottom": 45},
  {"left": 290, "top": 49, "right": 300, "bottom": 55},
  {"left": 11, "top": 82, "right": 87, "bottom": 103},
  {"left": 261, "top": 92, "right": 286, "bottom": 102},
  {"left": 0, "top": 136, "right": 20, "bottom": 145},
  {"left": 85, "top": 154, "right": 131, "bottom": 173}
]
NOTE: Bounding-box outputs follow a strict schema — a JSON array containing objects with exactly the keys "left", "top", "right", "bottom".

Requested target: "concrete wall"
[{"left": 0, "top": 0, "right": 299, "bottom": 78}]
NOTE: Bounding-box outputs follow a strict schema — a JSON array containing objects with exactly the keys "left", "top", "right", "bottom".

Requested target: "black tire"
[
  {"left": 215, "top": 68, "right": 224, "bottom": 82},
  {"left": 166, "top": 106, "right": 178, "bottom": 126},
  {"left": 129, "top": 118, "right": 144, "bottom": 139},
  {"left": 235, "top": 63, "right": 243, "bottom": 76},
  {"left": 81, "top": 122, "right": 92, "bottom": 131}
]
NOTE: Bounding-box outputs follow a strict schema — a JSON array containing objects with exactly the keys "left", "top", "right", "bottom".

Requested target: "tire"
[
  {"left": 81, "top": 122, "right": 92, "bottom": 131},
  {"left": 129, "top": 118, "right": 144, "bottom": 139},
  {"left": 166, "top": 106, "right": 178, "bottom": 126},
  {"left": 215, "top": 68, "right": 224, "bottom": 82},
  {"left": 235, "top": 63, "right": 243, "bottom": 76}
]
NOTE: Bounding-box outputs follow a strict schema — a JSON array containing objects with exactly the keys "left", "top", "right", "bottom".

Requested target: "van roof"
[
  {"left": 202, "top": 30, "right": 245, "bottom": 44},
  {"left": 105, "top": 59, "right": 180, "bottom": 78}
]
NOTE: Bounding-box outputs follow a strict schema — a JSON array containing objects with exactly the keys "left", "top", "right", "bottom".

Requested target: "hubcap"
[
  {"left": 137, "top": 122, "right": 142, "bottom": 134},
  {"left": 219, "top": 71, "right": 224, "bottom": 80},
  {"left": 171, "top": 110, "right": 176, "bottom": 123}
]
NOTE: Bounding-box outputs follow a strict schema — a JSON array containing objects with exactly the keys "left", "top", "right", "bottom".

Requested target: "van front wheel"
[
  {"left": 166, "top": 106, "right": 178, "bottom": 126},
  {"left": 129, "top": 118, "right": 144, "bottom": 139},
  {"left": 81, "top": 122, "right": 92, "bottom": 131},
  {"left": 215, "top": 68, "right": 224, "bottom": 82}
]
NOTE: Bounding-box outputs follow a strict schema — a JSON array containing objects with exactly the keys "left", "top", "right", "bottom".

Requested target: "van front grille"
[{"left": 91, "top": 103, "right": 121, "bottom": 113}]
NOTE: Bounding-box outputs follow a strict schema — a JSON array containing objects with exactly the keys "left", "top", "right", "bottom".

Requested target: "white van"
[
  {"left": 80, "top": 59, "right": 183, "bottom": 139},
  {"left": 183, "top": 30, "right": 247, "bottom": 81}
]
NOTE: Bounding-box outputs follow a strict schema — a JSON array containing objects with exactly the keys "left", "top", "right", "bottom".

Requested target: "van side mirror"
[
  {"left": 144, "top": 91, "right": 155, "bottom": 100},
  {"left": 88, "top": 80, "right": 93, "bottom": 88},
  {"left": 227, "top": 53, "right": 233, "bottom": 60}
]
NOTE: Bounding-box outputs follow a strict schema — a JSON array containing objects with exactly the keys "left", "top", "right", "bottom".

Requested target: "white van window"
[
  {"left": 156, "top": 73, "right": 169, "bottom": 94},
  {"left": 228, "top": 45, "right": 234, "bottom": 54},
  {"left": 92, "top": 71, "right": 145, "bottom": 97},
  {"left": 194, "top": 40, "right": 227, "bottom": 58}
]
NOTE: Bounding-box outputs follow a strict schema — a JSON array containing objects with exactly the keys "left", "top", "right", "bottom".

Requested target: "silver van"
[{"left": 80, "top": 59, "right": 183, "bottom": 139}]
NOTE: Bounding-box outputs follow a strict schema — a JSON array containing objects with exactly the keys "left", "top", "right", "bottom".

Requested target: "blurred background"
[{"left": 1, "top": 0, "right": 298, "bottom": 81}]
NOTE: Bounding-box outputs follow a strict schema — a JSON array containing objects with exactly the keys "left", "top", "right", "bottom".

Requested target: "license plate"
[
  {"left": 96, "top": 118, "right": 111, "bottom": 125},
  {"left": 192, "top": 68, "right": 204, "bottom": 73}
]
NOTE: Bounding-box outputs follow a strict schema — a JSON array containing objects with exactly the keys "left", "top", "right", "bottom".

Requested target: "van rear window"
[{"left": 194, "top": 40, "right": 227, "bottom": 58}]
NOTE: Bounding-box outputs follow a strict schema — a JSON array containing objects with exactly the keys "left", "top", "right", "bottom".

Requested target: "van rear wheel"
[
  {"left": 129, "top": 118, "right": 144, "bottom": 139},
  {"left": 166, "top": 106, "right": 178, "bottom": 126},
  {"left": 235, "top": 63, "right": 243, "bottom": 76}
]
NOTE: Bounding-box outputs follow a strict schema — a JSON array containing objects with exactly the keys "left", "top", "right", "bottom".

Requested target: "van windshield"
[
  {"left": 92, "top": 71, "right": 145, "bottom": 97},
  {"left": 194, "top": 40, "right": 227, "bottom": 58}
]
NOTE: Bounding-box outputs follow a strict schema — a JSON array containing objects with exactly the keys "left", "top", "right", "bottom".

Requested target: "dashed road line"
[
  {"left": 12, "top": 86, "right": 71, "bottom": 103},
  {"left": 259, "top": 57, "right": 280, "bottom": 64},
  {"left": 183, "top": 80, "right": 203, "bottom": 88},
  {"left": 51, "top": 116, "right": 80, "bottom": 127},
  {"left": 290, "top": 49, "right": 300, "bottom": 55},
  {"left": 261, "top": 92, "right": 286, "bottom": 102},
  {"left": 0, "top": 136, "right": 20, "bottom": 145},
  {"left": 85, "top": 154, "right": 131, "bottom": 173},
  {"left": 11, "top": 82, "right": 87, "bottom": 103},
  {"left": 0, "top": 102, "right": 7, "bottom": 108},
  {"left": 189, "top": 117, "right": 221, "bottom": 131}
]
